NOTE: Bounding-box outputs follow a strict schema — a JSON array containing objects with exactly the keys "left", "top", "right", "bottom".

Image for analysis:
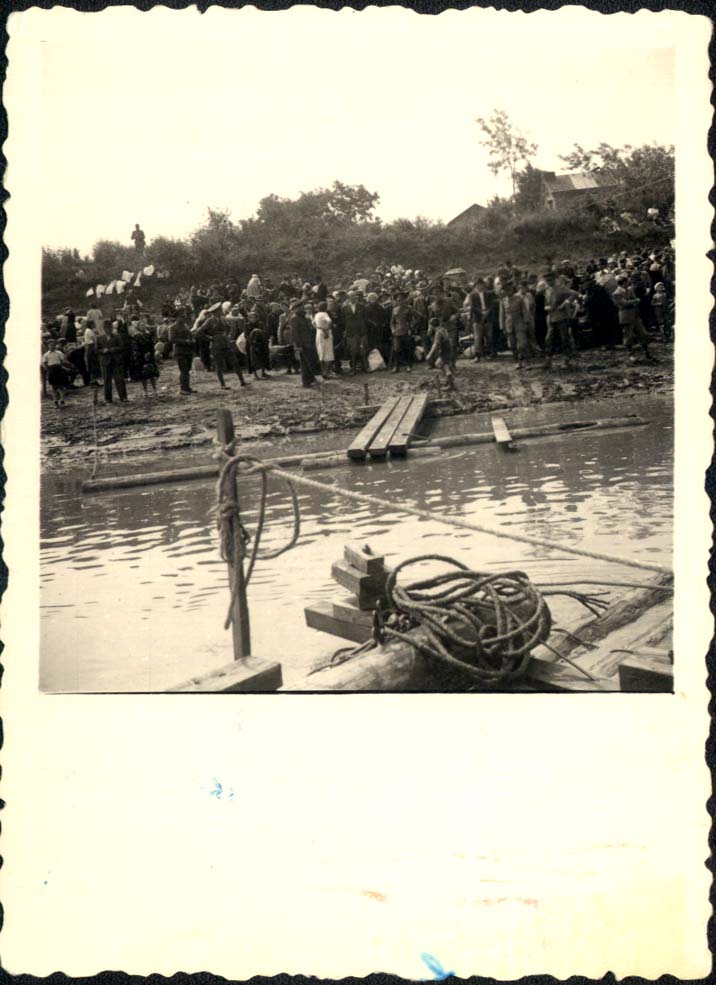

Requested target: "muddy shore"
[{"left": 41, "top": 344, "right": 674, "bottom": 475}]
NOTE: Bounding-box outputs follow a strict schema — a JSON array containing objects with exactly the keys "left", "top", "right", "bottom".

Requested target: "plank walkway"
[
  {"left": 388, "top": 393, "right": 429, "bottom": 457},
  {"left": 346, "top": 394, "right": 429, "bottom": 462}
]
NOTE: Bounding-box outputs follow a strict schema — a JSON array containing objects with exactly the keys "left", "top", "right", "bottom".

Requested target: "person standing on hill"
[
  {"left": 131, "top": 224, "right": 146, "bottom": 255},
  {"left": 86, "top": 302, "right": 104, "bottom": 339}
]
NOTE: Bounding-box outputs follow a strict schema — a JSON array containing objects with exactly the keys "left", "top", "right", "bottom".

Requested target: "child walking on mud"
[
  {"left": 140, "top": 352, "right": 159, "bottom": 396},
  {"left": 426, "top": 318, "right": 456, "bottom": 390}
]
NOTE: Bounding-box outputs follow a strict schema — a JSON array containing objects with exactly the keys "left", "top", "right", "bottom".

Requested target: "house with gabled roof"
[
  {"left": 447, "top": 203, "right": 486, "bottom": 229},
  {"left": 540, "top": 170, "right": 618, "bottom": 211}
]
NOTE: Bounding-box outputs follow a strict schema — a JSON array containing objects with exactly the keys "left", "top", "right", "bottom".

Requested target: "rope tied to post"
[{"left": 215, "top": 442, "right": 301, "bottom": 630}]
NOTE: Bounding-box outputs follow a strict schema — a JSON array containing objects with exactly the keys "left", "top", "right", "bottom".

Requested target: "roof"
[
  {"left": 543, "top": 171, "right": 618, "bottom": 194},
  {"left": 447, "top": 203, "right": 486, "bottom": 226}
]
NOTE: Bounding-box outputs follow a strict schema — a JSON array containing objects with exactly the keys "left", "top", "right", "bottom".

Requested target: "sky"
[{"left": 11, "top": 5, "right": 677, "bottom": 253}]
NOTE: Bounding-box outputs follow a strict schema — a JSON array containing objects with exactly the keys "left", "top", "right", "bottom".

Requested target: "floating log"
[
  {"left": 168, "top": 655, "right": 282, "bottom": 692},
  {"left": 347, "top": 397, "right": 400, "bottom": 461},
  {"left": 81, "top": 416, "right": 651, "bottom": 493},
  {"left": 388, "top": 393, "right": 429, "bottom": 457},
  {"left": 367, "top": 395, "right": 414, "bottom": 459}
]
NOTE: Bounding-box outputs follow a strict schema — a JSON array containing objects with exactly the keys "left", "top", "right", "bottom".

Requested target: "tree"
[
  {"left": 514, "top": 162, "right": 545, "bottom": 212},
  {"left": 476, "top": 109, "right": 538, "bottom": 199},
  {"left": 559, "top": 142, "right": 675, "bottom": 216}
]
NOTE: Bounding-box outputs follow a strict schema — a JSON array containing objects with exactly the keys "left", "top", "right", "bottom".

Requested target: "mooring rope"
[{"left": 215, "top": 447, "right": 672, "bottom": 664}]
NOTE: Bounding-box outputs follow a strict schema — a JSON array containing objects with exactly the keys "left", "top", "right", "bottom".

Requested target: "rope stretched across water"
[{"left": 217, "top": 448, "right": 671, "bottom": 578}]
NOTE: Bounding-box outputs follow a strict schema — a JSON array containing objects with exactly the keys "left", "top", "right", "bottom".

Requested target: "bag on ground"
[{"left": 367, "top": 348, "right": 386, "bottom": 372}]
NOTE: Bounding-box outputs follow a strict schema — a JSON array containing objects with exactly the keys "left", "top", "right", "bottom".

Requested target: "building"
[
  {"left": 540, "top": 170, "right": 618, "bottom": 211},
  {"left": 447, "top": 203, "right": 486, "bottom": 229}
]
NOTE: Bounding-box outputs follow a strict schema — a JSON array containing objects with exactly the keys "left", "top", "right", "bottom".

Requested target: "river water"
[{"left": 40, "top": 396, "right": 672, "bottom": 691}]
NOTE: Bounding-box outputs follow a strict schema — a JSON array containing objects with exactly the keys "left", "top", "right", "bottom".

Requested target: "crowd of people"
[{"left": 41, "top": 246, "right": 674, "bottom": 408}]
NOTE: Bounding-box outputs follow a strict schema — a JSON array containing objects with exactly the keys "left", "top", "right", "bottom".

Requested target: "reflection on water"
[{"left": 41, "top": 402, "right": 673, "bottom": 692}]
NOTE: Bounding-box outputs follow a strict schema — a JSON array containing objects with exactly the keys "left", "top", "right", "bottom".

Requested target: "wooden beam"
[
  {"left": 168, "top": 656, "right": 282, "bottom": 692},
  {"left": 305, "top": 602, "right": 373, "bottom": 645},
  {"left": 216, "top": 409, "right": 251, "bottom": 660},
  {"left": 388, "top": 393, "right": 429, "bottom": 457},
  {"left": 368, "top": 395, "right": 414, "bottom": 459},
  {"left": 331, "top": 560, "right": 389, "bottom": 609},
  {"left": 347, "top": 397, "right": 399, "bottom": 461},
  {"left": 491, "top": 415, "right": 514, "bottom": 449},
  {"left": 619, "top": 653, "right": 673, "bottom": 692},
  {"left": 343, "top": 543, "right": 385, "bottom": 575}
]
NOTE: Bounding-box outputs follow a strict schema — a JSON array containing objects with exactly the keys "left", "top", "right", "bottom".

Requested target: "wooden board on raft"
[
  {"left": 389, "top": 393, "right": 429, "bottom": 457},
  {"left": 347, "top": 398, "right": 400, "bottom": 461},
  {"left": 368, "top": 395, "right": 414, "bottom": 459},
  {"left": 168, "top": 656, "right": 283, "bottom": 692},
  {"left": 305, "top": 602, "right": 373, "bottom": 645},
  {"left": 491, "top": 415, "right": 514, "bottom": 449}
]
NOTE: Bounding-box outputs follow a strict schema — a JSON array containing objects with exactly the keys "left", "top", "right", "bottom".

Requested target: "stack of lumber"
[{"left": 304, "top": 544, "right": 389, "bottom": 645}]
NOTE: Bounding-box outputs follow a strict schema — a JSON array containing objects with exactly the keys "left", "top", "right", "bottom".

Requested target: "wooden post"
[{"left": 216, "top": 409, "right": 251, "bottom": 660}]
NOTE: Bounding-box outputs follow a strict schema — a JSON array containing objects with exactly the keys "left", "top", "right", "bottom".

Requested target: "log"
[
  {"left": 81, "top": 416, "right": 651, "bottom": 494},
  {"left": 347, "top": 397, "right": 400, "bottom": 461},
  {"left": 333, "top": 597, "right": 376, "bottom": 627},
  {"left": 168, "top": 655, "right": 282, "bottom": 692}
]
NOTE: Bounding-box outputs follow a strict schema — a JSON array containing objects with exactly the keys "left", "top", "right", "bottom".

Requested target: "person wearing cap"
[
  {"left": 389, "top": 292, "right": 415, "bottom": 374},
  {"left": 200, "top": 307, "right": 249, "bottom": 389},
  {"left": 612, "top": 274, "right": 655, "bottom": 362},
  {"left": 651, "top": 282, "right": 671, "bottom": 342},
  {"left": 543, "top": 273, "right": 578, "bottom": 370},
  {"left": 170, "top": 308, "right": 195, "bottom": 395}
]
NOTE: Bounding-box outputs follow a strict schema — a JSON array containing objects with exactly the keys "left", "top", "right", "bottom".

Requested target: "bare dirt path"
[{"left": 41, "top": 344, "right": 674, "bottom": 475}]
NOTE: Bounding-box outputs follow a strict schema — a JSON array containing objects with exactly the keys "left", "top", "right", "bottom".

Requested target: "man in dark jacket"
[
  {"left": 288, "top": 300, "right": 320, "bottom": 388},
  {"left": 342, "top": 291, "right": 369, "bottom": 374},
  {"left": 170, "top": 309, "right": 195, "bottom": 394},
  {"left": 99, "top": 323, "right": 129, "bottom": 403}
]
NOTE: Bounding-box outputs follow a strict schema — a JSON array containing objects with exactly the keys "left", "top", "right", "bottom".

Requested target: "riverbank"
[{"left": 41, "top": 343, "right": 674, "bottom": 474}]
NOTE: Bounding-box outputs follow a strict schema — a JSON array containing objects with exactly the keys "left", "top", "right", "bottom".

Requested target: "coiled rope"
[{"left": 373, "top": 555, "right": 553, "bottom": 685}]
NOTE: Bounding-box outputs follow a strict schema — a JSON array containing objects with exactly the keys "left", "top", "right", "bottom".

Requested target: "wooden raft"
[{"left": 346, "top": 395, "right": 428, "bottom": 461}]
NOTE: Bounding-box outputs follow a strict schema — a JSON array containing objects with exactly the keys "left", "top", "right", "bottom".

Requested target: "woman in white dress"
[{"left": 313, "top": 301, "right": 335, "bottom": 378}]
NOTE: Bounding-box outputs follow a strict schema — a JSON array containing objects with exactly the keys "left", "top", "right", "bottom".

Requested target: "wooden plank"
[
  {"left": 368, "top": 395, "right": 414, "bottom": 459},
  {"left": 305, "top": 602, "right": 373, "bottom": 645},
  {"left": 333, "top": 597, "right": 376, "bottom": 627},
  {"left": 343, "top": 543, "right": 384, "bottom": 575},
  {"left": 389, "top": 393, "right": 429, "bottom": 457},
  {"left": 169, "top": 656, "right": 282, "bottom": 692},
  {"left": 619, "top": 654, "right": 673, "bottom": 692},
  {"left": 347, "top": 397, "right": 400, "bottom": 461},
  {"left": 491, "top": 415, "right": 513, "bottom": 448},
  {"left": 331, "top": 560, "right": 388, "bottom": 609}
]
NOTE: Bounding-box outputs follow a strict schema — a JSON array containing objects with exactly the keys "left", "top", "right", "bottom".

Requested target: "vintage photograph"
[{"left": 38, "top": 7, "right": 675, "bottom": 694}]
